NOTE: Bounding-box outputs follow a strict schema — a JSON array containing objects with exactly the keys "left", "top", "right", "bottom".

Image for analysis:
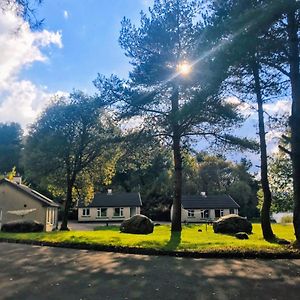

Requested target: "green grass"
[{"left": 0, "top": 223, "right": 298, "bottom": 255}]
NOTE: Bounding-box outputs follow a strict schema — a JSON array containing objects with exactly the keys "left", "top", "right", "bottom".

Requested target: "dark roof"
[
  {"left": 78, "top": 192, "right": 142, "bottom": 208},
  {"left": 0, "top": 179, "right": 59, "bottom": 208},
  {"left": 182, "top": 194, "right": 240, "bottom": 209}
]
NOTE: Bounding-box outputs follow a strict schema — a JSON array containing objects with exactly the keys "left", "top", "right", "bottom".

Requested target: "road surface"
[{"left": 0, "top": 243, "right": 300, "bottom": 300}]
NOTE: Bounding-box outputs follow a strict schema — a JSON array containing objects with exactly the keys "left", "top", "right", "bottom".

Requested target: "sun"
[{"left": 177, "top": 61, "right": 192, "bottom": 75}]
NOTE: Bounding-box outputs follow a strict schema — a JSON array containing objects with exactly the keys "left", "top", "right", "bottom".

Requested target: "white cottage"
[
  {"left": 0, "top": 178, "right": 59, "bottom": 231},
  {"left": 78, "top": 191, "right": 142, "bottom": 222},
  {"left": 171, "top": 194, "right": 240, "bottom": 223}
]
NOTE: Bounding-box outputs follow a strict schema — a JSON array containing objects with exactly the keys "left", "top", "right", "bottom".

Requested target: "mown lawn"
[{"left": 0, "top": 223, "right": 297, "bottom": 254}]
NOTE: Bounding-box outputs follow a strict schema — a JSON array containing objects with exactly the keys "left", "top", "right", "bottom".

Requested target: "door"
[{"left": 215, "top": 209, "right": 221, "bottom": 218}]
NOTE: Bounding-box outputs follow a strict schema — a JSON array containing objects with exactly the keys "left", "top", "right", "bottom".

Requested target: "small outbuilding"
[
  {"left": 0, "top": 178, "right": 59, "bottom": 231},
  {"left": 170, "top": 194, "right": 240, "bottom": 223},
  {"left": 78, "top": 190, "right": 142, "bottom": 222}
]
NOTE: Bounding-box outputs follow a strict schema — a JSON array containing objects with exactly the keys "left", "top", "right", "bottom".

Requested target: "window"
[
  {"left": 47, "top": 208, "right": 54, "bottom": 225},
  {"left": 201, "top": 209, "right": 209, "bottom": 219},
  {"left": 215, "top": 209, "right": 224, "bottom": 218},
  {"left": 47, "top": 209, "right": 51, "bottom": 224},
  {"left": 97, "top": 208, "right": 107, "bottom": 218},
  {"left": 230, "top": 209, "right": 235, "bottom": 214},
  {"left": 113, "top": 207, "right": 124, "bottom": 217},
  {"left": 82, "top": 208, "right": 90, "bottom": 217},
  {"left": 188, "top": 210, "right": 195, "bottom": 217}
]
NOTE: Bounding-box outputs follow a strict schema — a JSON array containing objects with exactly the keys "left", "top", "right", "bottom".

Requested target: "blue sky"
[
  {"left": 22, "top": 0, "right": 151, "bottom": 93},
  {"left": 0, "top": 0, "right": 290, "bottom": 171}
]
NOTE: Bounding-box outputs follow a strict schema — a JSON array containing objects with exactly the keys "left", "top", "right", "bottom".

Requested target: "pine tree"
[{"left": 95, "top": 0, "right": 255, "bottom": 231}]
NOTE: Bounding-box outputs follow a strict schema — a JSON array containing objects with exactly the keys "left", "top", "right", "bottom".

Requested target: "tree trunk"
[
  {"left": 287, "top": 10, "right": 300, "bottom": 243},
  {"left": 171, "top": 84, "right": 182, "bottom": 232},
  {"left": 252, "top": 59, "right": 275, "bottom": 240},
  {"left": 60, "top": 175, "right": 75, "bottom": 231},
  {"left": 172, "top": 133, "right": 182, "bottom": 231}
]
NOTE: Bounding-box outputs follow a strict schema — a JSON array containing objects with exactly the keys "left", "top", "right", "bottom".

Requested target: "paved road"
[{"left": 0, "top": 243, "right": 300, "bottom": 300}]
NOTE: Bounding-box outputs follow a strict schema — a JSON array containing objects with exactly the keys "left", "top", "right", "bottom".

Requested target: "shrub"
[
  {"left": 281, "top": 215, "right": 293, "bottom": 224},
  {"left": 1, "top": 220, "right": 44, "bottom": 232}
]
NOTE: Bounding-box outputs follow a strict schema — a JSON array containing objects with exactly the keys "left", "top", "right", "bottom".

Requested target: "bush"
[
  {"left": 1, "top": 220, "right": 44, "bottom": 233},
  {"left": 281, "top": 215, "right": 293, "bottom": 224}
]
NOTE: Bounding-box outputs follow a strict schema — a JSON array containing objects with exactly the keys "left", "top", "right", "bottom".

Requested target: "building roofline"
[
  {"left": 180, "top": 194, "right": 240, "bottom": 209},
  {"left": 78, "top": 192, "right": 142, "bottom": 208},
  {"left": 0, "top": 178, "right": 59, "bottom": 208}
]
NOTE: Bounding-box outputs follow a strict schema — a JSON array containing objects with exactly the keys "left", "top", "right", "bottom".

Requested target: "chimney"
[
  {"left": 12, "top": 176, "right": 22, "bottom": 185},
  {"left": 200, "top": 192, "right": 206, "bottom": 197},
  {"left": 107, "top": 189, "right": 112, "bottom": 195}
]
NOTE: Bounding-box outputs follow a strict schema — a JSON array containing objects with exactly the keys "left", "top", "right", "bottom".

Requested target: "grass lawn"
[{"left": 0, "top": 223, "right": 298, "bottom": 256}]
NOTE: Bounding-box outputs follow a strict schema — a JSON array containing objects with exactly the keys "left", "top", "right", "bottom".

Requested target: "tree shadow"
[
  {"left": 165, "top": 231, "right": 181, "bottom": 251},
  {"left": 1, "top": 242, "right": 300, "bottom": 300}
]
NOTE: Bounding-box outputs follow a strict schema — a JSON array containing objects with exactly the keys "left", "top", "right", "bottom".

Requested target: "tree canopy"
[
  {"left": 0, "top": 122, "right": 23, "bottom": 174},
  {"left": 24, "top": 91, "right": 117, "bottom": 230}
]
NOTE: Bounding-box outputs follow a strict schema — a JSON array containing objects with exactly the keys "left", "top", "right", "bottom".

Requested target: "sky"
[
  {"left": 0, "top": 0, "right": 152, "bottom": 127},
  {"left": 0, "top": 0, "right": 291, "bottom": 170}
]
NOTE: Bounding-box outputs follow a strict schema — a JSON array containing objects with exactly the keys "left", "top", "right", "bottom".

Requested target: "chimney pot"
[{"left": 12, "top": 176, "right": 22, "bottom": 185}]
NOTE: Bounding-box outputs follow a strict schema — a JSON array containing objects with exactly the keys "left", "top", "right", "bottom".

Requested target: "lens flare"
[{"left": 177, "top": 62, "right": 192, "bottom": 75}]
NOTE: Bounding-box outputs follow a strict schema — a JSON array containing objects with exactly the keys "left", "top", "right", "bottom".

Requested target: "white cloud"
[
  {"left": 0, "top": 7, "right": 63, "bottom": 128},
  {"left": 141, "top": 0, "right": 153, "bottom": 8},
  {"left": 264, "top": 99, "right": 291, "bottom": 115},
  {"left": 63, "top": 10, "right": 69, "bottom": 20},
  {"left": 224, "top": 96, "right": 253, "bottom": 116}
]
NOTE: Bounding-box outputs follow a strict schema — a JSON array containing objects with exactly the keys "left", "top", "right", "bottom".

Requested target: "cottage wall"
[
  {"left": 171, "top": 206, "right": 239, "bottom": 223},
  {"left": 0, "top": 182, "right": 57, "bottom": 231},
  {"left": 78, "top": 206, "right": 140, "bottom": 222}
]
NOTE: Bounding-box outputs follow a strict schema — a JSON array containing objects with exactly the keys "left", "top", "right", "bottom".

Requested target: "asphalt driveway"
[{"left": 0, "top": 242, "right": 300, "bottom": 300}]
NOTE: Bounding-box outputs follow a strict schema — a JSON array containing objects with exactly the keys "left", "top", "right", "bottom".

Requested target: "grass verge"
[{"left": 0, "top": 224, "right": 299, "bottom": 258}]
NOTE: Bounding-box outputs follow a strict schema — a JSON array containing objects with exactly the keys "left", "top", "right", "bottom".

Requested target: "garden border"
[{"left": 1, "top": 238, "right": 300, "bottom": 259}]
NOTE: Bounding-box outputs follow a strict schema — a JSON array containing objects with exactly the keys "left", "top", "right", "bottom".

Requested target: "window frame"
[
  {"left": 82, "top": 208, "right": 90, "bottom": 217},
  {"left": 113, "top": 207, "right": 124, "bottom": 217},
  {"left": 188, "top": 209, "right": 195, "bottom": 218},
  {"left": 97, "top": 207, "right": 108, "bottom": 218}
]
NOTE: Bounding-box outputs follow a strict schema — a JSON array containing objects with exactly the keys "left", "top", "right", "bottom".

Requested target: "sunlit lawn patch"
[{"left": 0, "top": 223, "right": 297, "bottom": 254}]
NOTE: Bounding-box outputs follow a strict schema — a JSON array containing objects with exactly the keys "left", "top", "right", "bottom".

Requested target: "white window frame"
[
  {"left": 220, "top": 209, "right": 224, "bottom": 217},
  {"left": 97, "top": 207, "right": 108, "bottom": 218},
  {"left": 82, "top": 208, "right": 90, "bottom": 217},
  {"left": 200, "top": 210, "right": 210, "bottom": 219},
  {"left": 113, "top": 207, "right": 124, "bottom": 217},
  {"left": 200, "top": 210, "right": 205, "bottom": 218},
  {"left": 47, "top": 209, "right": 49, "bottom": 223},
  {"left": 188, "top": 209, "right": 195, "bottom": 218},
  {"left": 47, "top": 208, "right": 54, "bottom": 225}
]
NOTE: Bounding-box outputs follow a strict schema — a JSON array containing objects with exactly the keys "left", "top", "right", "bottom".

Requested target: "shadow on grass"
[
  {"left": 265, "top": 235, "right": 291, "bottom": 246},
  {"left": 165, "top": 231, "right": 181, "bottom": 251}
]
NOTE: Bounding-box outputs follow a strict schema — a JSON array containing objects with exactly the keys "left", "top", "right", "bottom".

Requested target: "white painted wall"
[
  {"left": 272, "top": 212, "right": 293, "bottom": 223},
  {"left": 0, "top": 182, "right": 58, "bottom": 231},
  {"left": 170, "top": 206, "right": 239, "bottom": 222},
  {"left": 78, "top": 207, "right": 140, "bottom": 222}
]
